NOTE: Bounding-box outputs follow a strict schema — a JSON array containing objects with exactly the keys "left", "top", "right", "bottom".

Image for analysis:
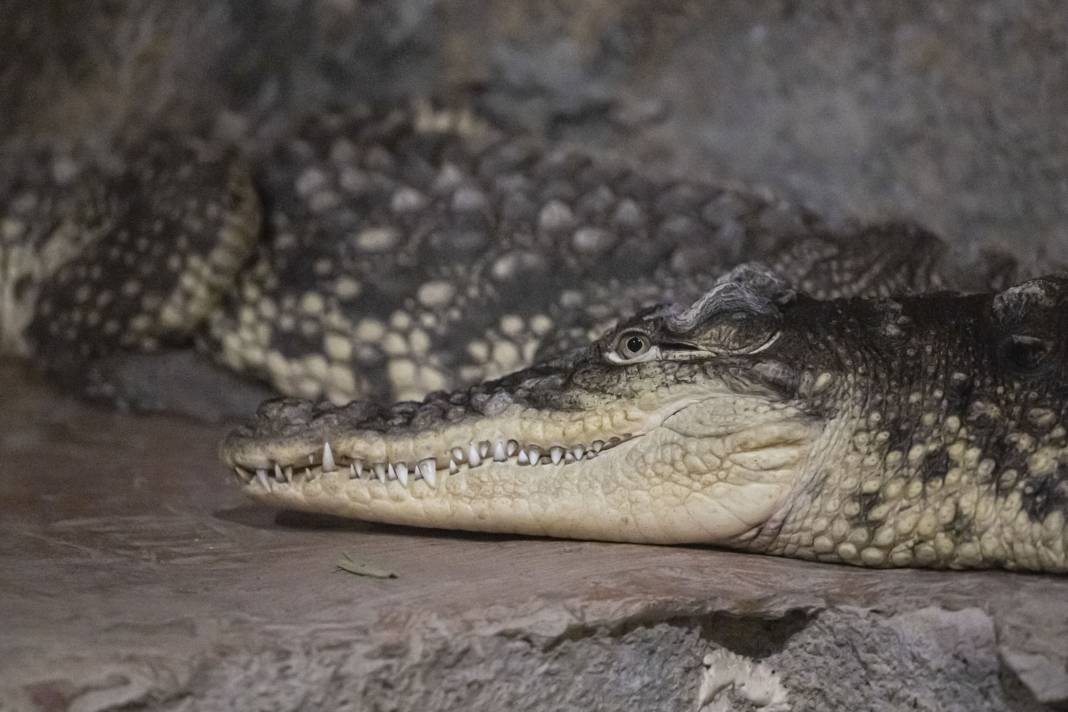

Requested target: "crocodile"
[
  {"left": 222, "top": 266, "right": 1068, "bottom": 572},
  {"left": 4, "top": 102, "right": 1064, "bottom": 571},
  {"left": 0, "top": 103, "right": 1020, "bottom": 413}
]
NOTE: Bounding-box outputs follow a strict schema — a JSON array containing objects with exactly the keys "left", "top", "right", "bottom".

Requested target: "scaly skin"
[
  {"left": 221, "top": 266, "right": 1068, "bottom": 572},
  {"left": 201, "top": 104, "right": 1018, "bottom": 405},
  {"left": 0, "top": 135, "right": 260, "bottom": 377},
  {"left": 0, "top": 102, "right": 1020, "bottom": 407}
]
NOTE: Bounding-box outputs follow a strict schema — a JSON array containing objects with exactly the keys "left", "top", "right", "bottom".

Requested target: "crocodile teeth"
[
  {"left": 419, "top": 459, "right": 436, "bottom": 483},
  {"left": 493, "top": 440, "right": 508, "bottom": 461},
  {"left": 423, "top": 463, "right": 438, "bottom": 488},
  {"left": 234, "top": 467, "right": 250, "bottom": 483},
  {"left": 274, "top": 463, "right": 285, "bottom": 483},
  {"left": 285, "top": 466, "right": 294, "bottom": 484},
  {"left": 297, "top": 435, "right": 629, "bottom": 487},
  {"left": 256, "top": 469, "right": 270, "bottom": 490}
]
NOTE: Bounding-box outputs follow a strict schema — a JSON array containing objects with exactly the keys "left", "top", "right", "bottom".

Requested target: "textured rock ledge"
[{"left": 0, "top": 360, "right": 1065, "bottom": 711}]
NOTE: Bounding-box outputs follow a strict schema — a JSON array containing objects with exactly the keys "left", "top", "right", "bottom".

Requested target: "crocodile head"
[
  {"left": 221, "top": 264, "right": 818, "bottom": 542},
  {"left": 221, "top": 266, "right": 1068, "bottom": 571}
]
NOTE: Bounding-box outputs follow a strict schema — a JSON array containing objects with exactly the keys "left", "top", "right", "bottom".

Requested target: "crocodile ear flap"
[
  {"left": 665, "top": 262, "right": 795, "bottom": 335},
  {"left": 991, "top": 276, "right": 1068, "bottom": 374}
]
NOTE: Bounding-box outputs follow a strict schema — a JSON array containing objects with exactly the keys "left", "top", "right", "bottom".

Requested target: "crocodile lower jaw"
[
  {"left": 232, "top": 433, "right": 660, "bottom": 540},
  {"left": 228, "top": 407, "right": 659, "bottom": 539},
  {"left": 225, "top": 403, "right": 814, "bottom": 544}
]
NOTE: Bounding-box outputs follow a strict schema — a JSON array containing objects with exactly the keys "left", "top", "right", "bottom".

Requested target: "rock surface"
[{"left": 0, "top": 359, "right": 1065, "bottom": 711}]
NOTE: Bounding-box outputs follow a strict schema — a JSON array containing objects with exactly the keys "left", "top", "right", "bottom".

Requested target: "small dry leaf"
[{"left": 336, "top": 553, "right": 398, "bottom": 579}]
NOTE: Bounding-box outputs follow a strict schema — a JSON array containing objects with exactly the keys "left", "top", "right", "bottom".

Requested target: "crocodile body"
[{"left": 0, "top": 103, "right": 1016, "bottom": 408}]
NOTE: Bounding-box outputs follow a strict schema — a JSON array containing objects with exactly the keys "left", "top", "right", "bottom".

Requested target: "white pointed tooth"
[
  {"left": 234, "top": 467, "right": 248, "bottom": 483},
  {"left": 493, "top": 440, "right": 508, "bottom": 461},
  {"left": 517, "top": 449, "right": 530, "bottom": 465},
  {"left": 387, "top": 462, "right": 397, "bottom": 480},
  {"left": 322, "top": 442, "right": 336, "bottom": 471},
  {"left": 451, "top": 447, "right": 466, "bottom": 463},
  {"left": 349, "top": 463, "right": 358, "bottom": 479},
  {"left": 550, "top": 447, "right": 564, "bottom": 464},
  {"left": 423, "top": 464, "right": 438, "bottom": 487},
  {"left": 305, "top": 466, "right": 313, "bottom": 479},
  {"left": 592, "top": 440, "right": 604, "bottom": 453},
  {"left": 274, "top": 463, "right": 285, "bottom": 483},
  {"left": 418, "top": 459, "right": 436, "bottom": 483},
  {"left": 507, "top": 440, "right": 519, "bottom": 456},
  {"left": 529, "top": 446, "right": 542, "bottom": 465},
  {"left": 353, "top": 461, "right": 363, "bottom": 479},
  {"left": 256, "top": 469, "right": 270, "bottom": 490},
  {"left": 395, "top": 462, "right": 409, "bottom": 486},
  {"left": 285, "top": 466, "right": 294, "bottom": 484},
  {"left": 449, "top": 459, "right": 460, "bottom": 474},
  {"left": 479, "top": 440, "right": 490, "bottom": 457},
  {"left": 308, "top": 454, "right": 315, "bottom": 464},
  {"left": 374, "top": 463, "right": 387, "bottom": 482},
  {"left": 571, "top": 446, "right": 586, "bottom": 461},
  {"left": 467, "top": 443, "right": 483, "bottom": 467}
]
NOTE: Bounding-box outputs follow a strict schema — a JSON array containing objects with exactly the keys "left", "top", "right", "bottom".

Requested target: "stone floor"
[{"left": 1, "top": 359, "right": 1065, "bottom": 711}]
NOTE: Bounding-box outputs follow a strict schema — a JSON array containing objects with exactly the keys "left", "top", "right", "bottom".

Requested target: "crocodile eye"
[{"left": 615, "top": 331, "right": 652, "bottom": 361}]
